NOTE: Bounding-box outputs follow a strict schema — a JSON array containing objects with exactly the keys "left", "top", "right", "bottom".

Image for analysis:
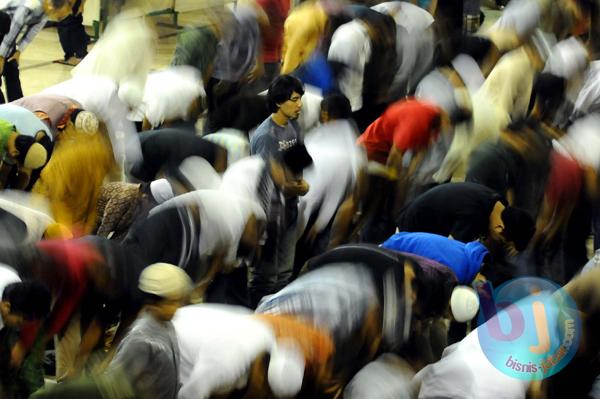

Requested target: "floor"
[{"left": 16, "top": 11, "right": 199, "bottom": 96}]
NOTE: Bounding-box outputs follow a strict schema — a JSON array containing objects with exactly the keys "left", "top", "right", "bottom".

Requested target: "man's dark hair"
[
  {"left": 532, "top": 72, "right": 567, "bottom": 119},
  {"left": 321, "top": 94, "right": 352, "bottom": 120},
  {"left": 501, "top": 207, "right": 535, "bottom": 251},
  {"left": 14, "top": 135, "right": 36, "bottom": 164},
  {"left": 282, "top": 144, "right": 313, "bottom": 175},
  {"left": 2, "top": 281, "right": 51, "bottom": 320},
  {"left": 267, "top": 75, "right": 304, "bottom": 113}
]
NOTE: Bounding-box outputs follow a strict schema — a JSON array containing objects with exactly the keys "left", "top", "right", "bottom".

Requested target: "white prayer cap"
[
  {"left": 74, "top": 111, "right": 99, "bottom": 135},
  {"left": 544, "top": 37, "right": 589, "bottom": 80},
  {"left": 450, "top": 286, "right": 480, "bottom": 323},
  {"left": 268, "top": 341, "right": 305, "bottom": 398},
  {"left": 150, "top": 179, "right": 175, "bottom": 204},
  {"left": 138, "top": 263, "right": 192, "bottom": 300}
]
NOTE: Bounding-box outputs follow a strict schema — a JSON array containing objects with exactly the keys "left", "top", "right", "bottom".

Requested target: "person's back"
[
  {"left": 133, "top": 129, "right": 223, "bottom": 182},
  {"left": 398, "top": 182, "right": 504, "bottom": 242}
]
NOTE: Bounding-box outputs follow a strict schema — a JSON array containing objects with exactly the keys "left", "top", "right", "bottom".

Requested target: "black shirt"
[
  {"left": 131, "top": 129, "right": 220, "bottom": 182},
  {"left": 398, "top": 182, "right": 505, "bottom": 242},
  {"left": 465, "top": 141, "right": 521, "bottom": 197}
]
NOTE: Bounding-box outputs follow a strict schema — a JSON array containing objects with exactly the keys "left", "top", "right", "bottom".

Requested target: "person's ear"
[
  {"left": 320, "top": 110, "right": 329, "bottom": 123},
  {"left": 0, "top": 301, "right": 10, "bottom": 316}
]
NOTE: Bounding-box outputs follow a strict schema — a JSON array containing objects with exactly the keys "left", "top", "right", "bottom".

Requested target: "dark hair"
[
  {"left": 267, "top": 75, "right": 304, "bottom": 113},
  {"left": 14, "top": 135, "right": 36, "bottom": 164},
  {"left": 321, "top": 94, "right": 352, "bottom": 120},
  {"left": 141, "top": 292, "right": 167, "bottom": 305},
  {"left": 532, "top": 72, "right": 567, "bottom": 119},
  {"left": 282, "top": 144, "right": 313, "bottom": 175},
  {"left": 2, "top": 281, "right": 51, "bottom": 320},
  {"left": 459, "top": 35, "right": 494, "bottom": 65},
  {"left": 50, "top": 0, "right": 69, "bottom": 8},
  {"left": 501, "top": 207, "right": 535, "bottom": 251}
]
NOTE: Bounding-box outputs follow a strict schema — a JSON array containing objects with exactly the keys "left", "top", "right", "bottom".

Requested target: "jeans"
[
  {"left": 57, "top": 3, "right": 89, "bottom": 60},
  {"left": 248, "top": 199, "right": 298, "bottom": 307},
  {"left": 0, "top": 12, "right": 23, "bottom": 103}
]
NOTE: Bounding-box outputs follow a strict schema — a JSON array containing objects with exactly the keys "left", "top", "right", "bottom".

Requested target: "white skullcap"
[
  {"left": 138, "top": 263, "right": 192, "bottom": 300},
  {"left": 150, "top": 179, "right": 175, "bottom": 204},
  {"left": 74, "top": 111, "right": 99, "bottom": 135},
  {"left": 544, "top": 37, "right": 589, "bottom": 80},
  {"left": 450, "top": 286, "right": 480, "bottom": 323},
  {"left": 268, "top": 341, "right": 305, "bottom": 398}
]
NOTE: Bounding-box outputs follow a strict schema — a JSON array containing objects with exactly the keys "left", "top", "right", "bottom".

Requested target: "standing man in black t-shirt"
[{"left": 398, "top": 182, "right": 535, "bottom": 254}]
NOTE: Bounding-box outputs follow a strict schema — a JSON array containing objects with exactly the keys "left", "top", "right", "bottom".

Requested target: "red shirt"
[
  {"left": 20, "top": 240, "right": 103, "bottom": 350},
  {"left": 357, "top": 99, "right": 441, "bottom": 164},
  {"left": 257, "top": 0, "right": 290, "bottom": 63}
]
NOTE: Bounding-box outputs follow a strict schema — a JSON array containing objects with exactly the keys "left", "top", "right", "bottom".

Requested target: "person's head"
[
  {"left": 320, "top": 93, "right": 352, "bottom": 123},
  {"left": 1, "top": 281, "right": 51, "bottom": 328},
  {"left": 530, "top": 72, "right": 567, "bottom": 121},
  {"left": 138, "top": 263, "right": 191, "bottom": 321},
  {"left": 267, "top": 75, "right": 304, "bottom": 120},
  {"left": 13, "top": 136, "right": 48, "bottom": 170},
  {"left": 42, "top": 0, "right": 71, "bottom": 20},
  {"left": 70, "top": 110, "right": 100, "bottom": 136},
  {"left": 488, "top": 204, "right": 535, "bottom": 254},
  {"left": 500, "top": 207, "right": 536, "bottom": 252}
]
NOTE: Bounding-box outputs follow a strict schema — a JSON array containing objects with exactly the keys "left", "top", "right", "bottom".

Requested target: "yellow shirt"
[{"left": 280, "top": 1, "right": 328, "bottom": 74}]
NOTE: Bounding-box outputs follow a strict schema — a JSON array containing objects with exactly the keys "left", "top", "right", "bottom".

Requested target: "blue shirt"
[{"left": 382, "top": 232, "right": 488, "bottom": 284}]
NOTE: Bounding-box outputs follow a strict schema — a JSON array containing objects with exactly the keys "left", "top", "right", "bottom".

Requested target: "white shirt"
[
  {"left": 172, "top": 305, "right": 275, "bottom": 399},
  {"left": 328, "top": 20, "right": 372, "bottom": 111},
  {"left": 0, "top": 264, "right": 21, "bottom": 330},
  {"left": 416, "top": 329, "right": 530, "bottom": 399}
]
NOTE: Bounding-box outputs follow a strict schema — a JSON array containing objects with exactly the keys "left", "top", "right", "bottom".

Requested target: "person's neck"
[
  {"left": 271, "top": 112, "right": 289, "bottom": 127},
  {"left": 6, "top": 132, "right": 16, "bottom": 150}
]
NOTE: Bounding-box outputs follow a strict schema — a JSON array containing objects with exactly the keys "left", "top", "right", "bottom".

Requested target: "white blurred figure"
[
  {"left": 297, "top": 94, "right": 366, "bottom": 248},
  {"left": 344, "top": 354, "right": 417, "bottom": 399},
  {"left": 173, "top": 304, "right": 290, "bottom": 399},
  {"left": 130, "top": 66, "right": 206, "bottom": 131},
  {"left": 372, "top": 1, "right": 435, "bottom": 98},
  {"left": 52, "top": 7, "right": 156, "bottom": 172}
]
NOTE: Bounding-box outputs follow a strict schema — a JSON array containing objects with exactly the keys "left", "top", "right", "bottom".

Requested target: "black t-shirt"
[
  {"left": 398, "top": 182, "right": 505, "bottom": 242},
  {"left": 131, "top": 129, "right": 220, "bottom": 182},
  {"left": 465, "top": 141, "right": 521, "bottom": 196}
]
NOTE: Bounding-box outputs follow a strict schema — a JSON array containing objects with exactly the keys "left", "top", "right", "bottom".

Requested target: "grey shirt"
[
  {"left": 249, "top": 116, "right": 302, "bottom": 160},
  {"left": 101, "top": 314, "right": 180, "bottom": 399}
]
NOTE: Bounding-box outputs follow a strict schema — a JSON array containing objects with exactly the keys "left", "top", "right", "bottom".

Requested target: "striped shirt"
[{"left": 0, "top": 0, "right": 47, "bottom": 58}]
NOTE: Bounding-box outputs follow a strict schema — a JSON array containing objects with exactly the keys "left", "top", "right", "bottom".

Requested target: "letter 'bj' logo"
[{"left": 477, "top": 277, "right": 581, "bottom": 380}]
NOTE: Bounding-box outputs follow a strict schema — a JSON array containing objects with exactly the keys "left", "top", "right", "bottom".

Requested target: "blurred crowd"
[{"left": 0, "top": 0, "right": 599, "bottom": 397}]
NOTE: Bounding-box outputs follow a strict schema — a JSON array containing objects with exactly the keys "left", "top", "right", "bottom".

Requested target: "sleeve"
[
  {"left": 250, "top": 133, "right": 278, "bottom": 159},
  {"left": 0, "top": 6, "right": 28, "bottom": 58},
  {"left": 16, "top": 15, "right": 47, "bottom": 53}
]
